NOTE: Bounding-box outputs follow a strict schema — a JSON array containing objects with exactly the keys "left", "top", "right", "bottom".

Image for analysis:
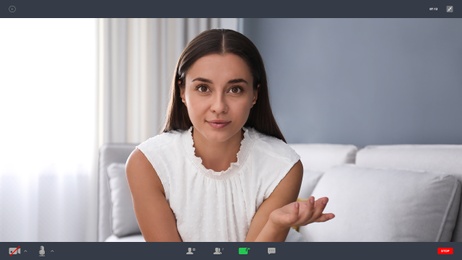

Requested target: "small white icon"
[
  {"left": 213, "top": 247, "right": 223, "bottom": 255},
  {"left": 268, "top": 247, "right": 276, "bottom": 255},
  {"left": 39, "top": 246, "right": 46, "bottom": 257},
  {"left": 447, "top": 6, "right": 454, "bottom": 13},
  {"left": 186, "top": 247, "right": 195, "bottom": 255}
]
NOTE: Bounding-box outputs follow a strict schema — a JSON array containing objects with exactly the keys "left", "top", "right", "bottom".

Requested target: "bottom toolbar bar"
[{"left": 1, "top": 242, "right": 459, "bottom": 260}]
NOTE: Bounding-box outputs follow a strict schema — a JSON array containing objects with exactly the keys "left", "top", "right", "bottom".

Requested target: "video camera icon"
[
  {"left": 9, "top": 247, "right": 21, "bottom": 256},
  {"left": 238, "top": 247, "right": 250, "bottom": 255}
]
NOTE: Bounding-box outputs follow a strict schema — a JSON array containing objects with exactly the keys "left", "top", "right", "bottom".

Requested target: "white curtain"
[
  {"left": 0, "top": 19, "right": 98, "bottom": 241},
  {"left": 0, "top": 18, "right": 238, "bottom": 242},
  {"left": 98, "top": 18, "right": 239, "bottom": 144}
]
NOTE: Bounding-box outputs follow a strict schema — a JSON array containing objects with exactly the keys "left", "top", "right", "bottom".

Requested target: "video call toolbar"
[
  {"left": 1, "top": 0, "right": 460, "bottom": 18},
  {"left": 1, "top": 242, "right": 459, "bottom": 260}
]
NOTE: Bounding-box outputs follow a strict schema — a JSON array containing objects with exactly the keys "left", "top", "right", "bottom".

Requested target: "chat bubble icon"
[{"left": 267, "top": 247, "right": 276, "bottom": 255}]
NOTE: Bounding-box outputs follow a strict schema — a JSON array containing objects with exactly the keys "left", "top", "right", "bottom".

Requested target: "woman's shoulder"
[
  {"left": 247, "top": 128, "right": 288, "bottom": 149},
  {"left": 246, "top": 128, "right": 299, "bottom": 161},
  {"left": 135, "top": 129, "right": 190, "bottom": 177},
  {"left": 137, "top": 129, "right": 188, "bottom": 154},
  {"left": 136, "top": 130, "right": 187, "bottom": 159}
]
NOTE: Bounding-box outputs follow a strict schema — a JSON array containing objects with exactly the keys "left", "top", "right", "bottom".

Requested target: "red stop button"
[{"left": 437, "top": 248, "right": 454, "bottom": 255}]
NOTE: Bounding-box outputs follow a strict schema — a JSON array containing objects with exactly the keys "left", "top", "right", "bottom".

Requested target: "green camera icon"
[{"left": 238, "top": 247, "right": 250, "bottom": 255}]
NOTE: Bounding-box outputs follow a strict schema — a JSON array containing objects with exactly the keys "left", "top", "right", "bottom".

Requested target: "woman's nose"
[{"left": 210, "top": 94, "right": 228, "bottom": 114}]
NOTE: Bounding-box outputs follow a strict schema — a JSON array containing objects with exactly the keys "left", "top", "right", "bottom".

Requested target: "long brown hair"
[{"left": 162, "top": 29, "right": 286, "bottom": 142}]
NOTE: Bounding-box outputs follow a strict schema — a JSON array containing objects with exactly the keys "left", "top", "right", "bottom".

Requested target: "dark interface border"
[{"left": 2, "top": 0, "right": 461, "bottom": 18}]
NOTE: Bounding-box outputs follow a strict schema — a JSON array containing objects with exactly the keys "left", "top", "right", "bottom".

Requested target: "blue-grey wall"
[{"left": 243, "top": 18, "right": 462, "bottom": 147}]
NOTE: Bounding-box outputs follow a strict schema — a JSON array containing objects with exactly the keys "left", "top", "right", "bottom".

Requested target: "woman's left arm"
[{"left": 245, "top": 160, "right": 335, "bottom": 242}]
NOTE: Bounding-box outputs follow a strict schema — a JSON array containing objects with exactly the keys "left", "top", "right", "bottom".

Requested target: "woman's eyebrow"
[
  {"left": 192, "top": 77, "right": 212, "bottom": 83},
  {"left": 228, "top": 78, "right": 248, "bottom": 84},
  {"left": 191, "top": 77, "right": 249, "bottom": 85}
]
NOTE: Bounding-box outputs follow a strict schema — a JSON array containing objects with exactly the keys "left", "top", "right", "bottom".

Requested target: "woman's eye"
[
  {"left": 196, "top": 85, "right": 209, "bottom": 92},
  {"left": 229, "top": 86, "right": 242, "bottom": 94}
]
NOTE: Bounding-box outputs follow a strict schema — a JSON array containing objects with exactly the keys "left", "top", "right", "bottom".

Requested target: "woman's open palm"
[{"left": 269, "top": 196, "right": 335, "bottom": 228}]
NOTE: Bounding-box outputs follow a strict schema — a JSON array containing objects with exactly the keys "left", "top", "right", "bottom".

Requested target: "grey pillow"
[
  {"left": 107, "top": 163, "right": 141, "bottom": 237},
  {"left": 299, "top": 165, "right": 461, "bottom": 242},
  {"left": 356, "top": 145, "right": 462, "bottom": 242},
  {"left": 298, "top": 170, "right": 323, "bottom": 199}
]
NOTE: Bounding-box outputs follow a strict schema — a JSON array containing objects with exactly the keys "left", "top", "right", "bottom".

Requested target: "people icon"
[
  {"left": 213, "top": 247, "right": 222, "bottom": 255},
  {"left": 39, "top": 246, "right": 45, "bottom": 257},
  {"left": 186, "top": 247, "right": 194, "bottom": 255}
]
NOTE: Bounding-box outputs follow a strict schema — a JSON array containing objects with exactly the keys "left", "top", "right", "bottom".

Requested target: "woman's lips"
[{"left": 206, "top": 120, "right": 231, "bottom": 129}]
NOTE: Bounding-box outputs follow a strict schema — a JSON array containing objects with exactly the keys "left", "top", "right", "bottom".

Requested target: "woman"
[{"left": 126, "top": 29, "right": 334, "bottom": 242}]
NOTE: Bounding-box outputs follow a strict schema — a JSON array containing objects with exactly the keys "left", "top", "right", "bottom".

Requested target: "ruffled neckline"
[{"left": 182, "top": 127, "right": 252, "bottom": 179}]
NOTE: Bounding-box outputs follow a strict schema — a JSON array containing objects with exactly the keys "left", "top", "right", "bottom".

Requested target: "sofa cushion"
[
  {"left": 356, "top": 144, "right": 462, "bottom": 242},
  {"left": 289, "top": 144, "right": 357, "bottom": 198},
  {"left": 299, "top": 165, "right": 461, "bottom": 242},
  {"left": 107, "top": 163, "right": 141, "bottom": 237},
  {"left": 356, "top": 145, "right": 462, "bottom": 176},
  {"left": 289, "top": 143, "right": 357, "bottom": 172},
  {"left": 99, "top": 143, "right": 138, "bottom": 241},
  {"left": 298, "top": 170, "right": 323, "bottom": 199}
]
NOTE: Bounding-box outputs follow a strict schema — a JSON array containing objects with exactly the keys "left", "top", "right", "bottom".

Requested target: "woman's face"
[{"left": 180, "top": 53, "right": 257, "bottom": 144}]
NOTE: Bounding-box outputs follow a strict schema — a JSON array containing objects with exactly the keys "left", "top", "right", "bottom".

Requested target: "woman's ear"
[
  {"left": 180, "top": 85, "right": 186, "bottom": 105},
  {"left": 252, "top": 85, "right": 260, "bottom": 105}
]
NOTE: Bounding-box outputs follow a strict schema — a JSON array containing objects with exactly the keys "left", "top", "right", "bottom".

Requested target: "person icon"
[
  {"left": 186, "top": 247, "right": 194, "bottom": 255},
  {"left": 213, "top": 247, "right": 222, "bottom": 255},
  {"left": 39, "top": 246, "right": 45, "bottom": 257}
]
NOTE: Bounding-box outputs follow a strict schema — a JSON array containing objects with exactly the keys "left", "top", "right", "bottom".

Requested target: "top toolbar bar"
[{"left": 1, "top": 0, "right": 460, "bottom": 18}]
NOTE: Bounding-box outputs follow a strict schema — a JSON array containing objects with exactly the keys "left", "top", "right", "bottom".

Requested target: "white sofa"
[{"left": 98, "top": 143, "right": 462, "bottom": 242}]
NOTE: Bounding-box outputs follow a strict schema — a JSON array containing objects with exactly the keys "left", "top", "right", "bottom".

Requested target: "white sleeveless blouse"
[{"left": 137, "top": 127, "right": 300, "bottom": 242}]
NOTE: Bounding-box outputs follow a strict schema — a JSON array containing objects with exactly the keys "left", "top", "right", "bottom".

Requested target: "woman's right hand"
[{"left": 268, "top": 196, "right": 335, "bottom": 229}]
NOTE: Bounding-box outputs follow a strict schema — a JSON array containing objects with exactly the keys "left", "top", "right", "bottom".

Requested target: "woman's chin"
[{"left": 196, "top": 126, "right": 242, "bottom": 144}]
